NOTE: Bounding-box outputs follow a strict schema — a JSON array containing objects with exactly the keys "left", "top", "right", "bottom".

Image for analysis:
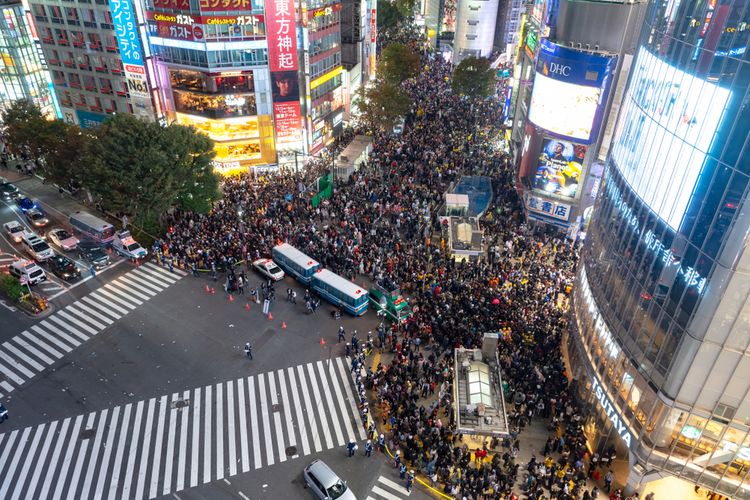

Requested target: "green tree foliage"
[
  {"left": 379, "top": 43, "right": 420, "bottom": 85},
  {"left": 377, "top": 0, "right": 404, "bottom": 30},
  {"left": 354, "top": 79, "right": 412, "bottom": 133},
  {"left": 2, "top": 99, "right": 58, "bottom": 163},
  {"left": 394, "top": 0, "right": 417, "bottom": 16},
  {"left": 84, "top": 114, "right": 218, "bottom": 231},
  {"left": 451, "top": 56, "right": 496, "bottom": 98}
]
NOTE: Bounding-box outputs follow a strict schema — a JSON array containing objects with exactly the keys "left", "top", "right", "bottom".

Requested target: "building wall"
[
  {"left": 453, "top": 0, "right": 499, "bottom": 62},
  {"left": 570, "top": 0, "right": 750, "bottom": 496}
]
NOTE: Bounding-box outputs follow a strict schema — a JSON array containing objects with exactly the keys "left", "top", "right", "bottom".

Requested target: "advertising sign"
[
  {"left": 199, "top": 0, "right": 264, "bottom": 11},
  {"left": 266, "top": 0, "right": 301, "bottom": 144},
  {"left": 124, "top": 64, "right": 149, "bottom": 99},
  {"left": 110, "top": 0, "right": 144, "bottom": 67},
  {"left": 611, "top": 47, "right": 731, "bottom": 230},
  {"left": 147, "top": 12, "right": 264, "bottom": 41},
  {"left": 152, "top": 0, "right": 190, "bottom": 11},
  {"left": 524, "top": 193, "right": 571, "bottom": 221},
  {"left": 528, "top": 40, "right": 617, "bottom": 143},
  {"left": 534, "top": 138, "right": 585, "bottom": 198}
]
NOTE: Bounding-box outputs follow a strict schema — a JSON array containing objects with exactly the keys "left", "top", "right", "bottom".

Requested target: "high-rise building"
[
  {"left": 29, "top": 0, "right": 159, "bottom": 126},
  {"left": 452, "top": 0, "right": 499, "bottom": 62},
  {"left": 567, "top": 0, "right": 750, "bottom": 497},
  {"left": 0, "top": 0, "right": 59, "bottom": 118}
]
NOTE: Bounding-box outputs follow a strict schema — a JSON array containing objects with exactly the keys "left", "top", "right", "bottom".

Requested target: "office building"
[
  {"left": 452, "top": 0, "right": 499, "bottom": 62},
  {"left": 567, "top": 0, "right": 750, "bottom": 497}
]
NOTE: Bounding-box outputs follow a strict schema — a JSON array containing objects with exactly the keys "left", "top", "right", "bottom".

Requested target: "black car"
[
  {"left": 78, "top": 242, "right": 110, "bottom": 269},
  {"left": 48, "top": 255, "right": 81, "bottom": 280},
  {"left": 0, "top": 181, "right": 19, "bottom": 200}
]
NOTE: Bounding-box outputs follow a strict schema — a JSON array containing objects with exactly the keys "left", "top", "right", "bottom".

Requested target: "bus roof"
[
  {"left": 70, "top": 211, "right": 114, "bottom": 230},
  {"left": 313, "top": 269, "right": 366, "bottom": 298},
  {"left": 273, "top": 243, "right": 320, "bottom": 270}
]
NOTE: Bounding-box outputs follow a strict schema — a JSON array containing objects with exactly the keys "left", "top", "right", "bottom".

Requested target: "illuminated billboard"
[
  {"left": 534, "top": 138, "right": 585, "bottom": 198},
  {"left": 528, "top": 40, "right": 617, "bottom": 143},
  {"left": 110, "top": 0, "right": 149, "bottom": 99},
  {"left": 611, "top": 47, "right": 731, "bottom": 230}
]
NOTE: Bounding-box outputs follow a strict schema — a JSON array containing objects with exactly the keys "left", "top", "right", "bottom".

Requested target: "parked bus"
[
  {"left": 69, "top": 211, "right": 115, "bottom": 244},
  {"left": 311, "top": 269, "right": 369, "bottom": 316},
  {"left": 272, "top": 243, "right": 320, "bottom": 285}
]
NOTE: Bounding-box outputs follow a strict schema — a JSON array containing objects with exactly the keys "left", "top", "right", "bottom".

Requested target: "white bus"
[
  {"left": 272, "top": 243, "right": 321, "bottom": 285},
  {"left": 311, "top": 269, "right": 369, "bottom": 316},
  {"left": 69, "top": 211, "right": 115, "bottom": 244}
]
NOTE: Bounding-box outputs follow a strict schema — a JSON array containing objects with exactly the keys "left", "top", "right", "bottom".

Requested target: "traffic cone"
[
  {"left": 245, "top": 302, "right": 251, "bottom": 311},
  {"left": 211, "top": 288, "right": 215, "bottom": 295},
  {"left": 281, "top": 321, "right": 287, "bottom": 329},
  {"left": 204, "top": 284, "right": 210, "bottom": 293},
  {"left": 228, "top": 294, "right": 234, "bottom": 302},
  {"left": 268, "top": 312, "right": 273, "bottom": 320}
]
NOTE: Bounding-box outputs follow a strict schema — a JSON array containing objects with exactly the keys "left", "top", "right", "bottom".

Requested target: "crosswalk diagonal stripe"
[
  {"left": 248, "top": 375, "right": 261, "bottom": 469},
  {"left": 286, "top": 366, "right": 310, "bottom": 456},
  {"left": 0, "top": 429, "right": 19, "bottom": 486},
  {"left": 30, "top": 324, "right": 75, "bottom": 353},
  {"left": 267, "top": 371, "right": 286, "bottom": 463},
  {"left": 215, "top": 382, "right": 225, "bottom": 480},
  {"left": 0, "top": 349, "right": 33, "bottom": 380},
  {"left": 120, "top": 400, "right": 145, "bottom": 500},
  {"left": 190, "top": 387, "right": 201, "bottom": 488},
  {"left": 325, "top": 360, "right": 358, "bottom": 444},
  {"left": 11, "top": 335, "right": 55, "bottom": 365},
  {"left": 24, "top": 420, "right": 58, "bottom": 500},
  {"left": 148, "top": 396, "right": 168, "bottom": 500},
  {"left": 64, "top": 304, "right": 108, "bottom": 331},
  {"left": 296, "top": 364, "right": 322, "bottom": 453},
  {"left": 96, "top": 289, "right": 137, "bottom": 310},
  {"left": 80, "top": 295, "right": 123, "bottom": 321},
  {"left": 336, "top": 357, "right": 367, "bottom": 440},
  {"left": 203, "top": 384, "right": 213, "bottom": 484},
  {"left": 94, "top": 407, "right": 120, "bottom": 500},
  {"left": 5, "top": 338, "right": 49, "bottom": 369},
  {"left": 107, "top": 403, "right": 133, "bottom": 500},
  {"left": 52, "top": 414, "right": 84, "bottom": 500},
  {"left": 21, "top": 330, "right": 63, "bottom": 359},
  {"left": 134, "top": 398, "right": 156, "bottom": 500},
  {"left": 162, "top": 393, "right": 179, "bottom": 496},
  {"left": 47, "top": 315, "right": 90, "bottom": 342},
  {"left": 117, "top": 274, "right": 162, "bottom": 294},
  {"left": 1, "top": 426, "right": 32, "bottom": 498},
  {"left": 66, "top": 412, "right": 96, "bottom": 500},
  {"left": 109, "top": 279, "right": 153, "bottom": 302},
  {"left": 86, "top": 292, "right": 130, "bottom": 316},
  {"left": 69, "top": 301, "right": 114, "bottom": 326},
  {"left": 56, "top": 310, "right": 99, "bottom": 336},
  {"left": 80, "top": 409, "right": 108, "bottom": 500},
  {"left": 277, "top": 369, "right": 297, "bottom": 459},
  {"left": 134, "top": 266, "right": 175, "bottom": 287},
  {"left": 129, "top": 269, "right": 171, "bottom": 290},
  {"left": 373, "top": 484, "right": 406, "bottom": 500},
  {"left": 39, "top": 418, "right": 71, "bottom": 500},
  {"left": 257, "top": 373, "right": 274, "bottom": 467},
  {"left": 142, "top": 262, "right": 184, "bottom": 280},
  {"left": 378, "top": 475, "right": 412, "bottom": 496},
  {"left": 0, "top": 380, "right": 12, "bottom": 393},
  {"left": 103, "top": 283, "right": 143, "bottom": 307},
  {"left": 236, "top": 378, "right": 250, "bottom": 474},
  {"left": 316, "top": 360, "right": 346, "bottom": 446},
  {"left": 176, "top": 389, "right": 190, "bottom": 492},
  {"left": 226, "top": 381, "right": 238, "bottom": 477},
  {"left": 306, "top": 362, "right": 333, "bottom": 449},
  {"left": 9, "top": 422, "right": 45, "bottom": 500}
]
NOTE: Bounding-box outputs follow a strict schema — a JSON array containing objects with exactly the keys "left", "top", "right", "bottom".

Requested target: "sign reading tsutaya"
[
  {"left": 266, "top": 0, "right": 301, "bottom": 143},
  {"left": 592, "top": 375, "right": 633, "bottom": 448},
  {"left": 110, "top": 0, "right": 149, "bottom": 99}
]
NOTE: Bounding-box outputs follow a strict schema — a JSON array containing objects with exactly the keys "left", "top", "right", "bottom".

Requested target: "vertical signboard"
[
  {"left": 110, "top": 0, "right": 150, "bottom": 99},
  {"left": 266, "top": 0, "right": 302, "bottom": 144},
  {"left": 370, "top": 6, "right": 376, "bottom": 74}
]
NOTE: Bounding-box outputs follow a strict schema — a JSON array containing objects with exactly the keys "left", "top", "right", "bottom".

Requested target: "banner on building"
[
  {"left": 111, "top": 0, "right": 149, "bottom": 99},
  {"left": 266, "top": 0, "right": 301, "bottom": 144}
]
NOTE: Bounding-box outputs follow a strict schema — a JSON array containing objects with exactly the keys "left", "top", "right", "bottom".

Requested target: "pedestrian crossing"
[
  {"left": 367, "top": 474, "right": 413, "bottom": 499},
  {"left": 0, "top": 261, "right": 187, "bottom": 398},
  {"left": 0, "top": 357, "right": 367, "bottom": 500}
]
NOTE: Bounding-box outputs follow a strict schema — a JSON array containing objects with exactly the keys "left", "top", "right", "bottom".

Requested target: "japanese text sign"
[
  {"left": 109, "top": 0, "right": 144, "bottom": 67},
  {"left": 265, "top": 0, "right": 298, "bottom": 72},
  {"left": 524, "top": 193, "right": 571, "bottom": 221}
]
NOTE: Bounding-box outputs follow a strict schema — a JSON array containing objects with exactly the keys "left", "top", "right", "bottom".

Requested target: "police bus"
[
  {"left": 311, "top": 269, "right": 369, "bottom": 316},
  {"left": 69, "top": 211, "right": 115, "bottom": 244},
  {"left": 272, "top": 243, "right": 320, "bottom": 285}
]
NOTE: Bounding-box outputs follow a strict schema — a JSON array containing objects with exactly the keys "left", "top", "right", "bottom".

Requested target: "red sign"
[
  {"left": 199, "top": 0, "right": 254, "bottom": 10},
  {"left": 152, "top": 0, "right": 191, "bottom": 10},
  {"left": 147, "top": 12, "right": 265, "bottom": 41},
  {"left": 371, "top": 8, "right": 376, "bottom": 43},
  {"left": 273, "top": 101, "right": 302, "bottom": 143},
  {"left": 265, "top": 0, "right": 298, "bottom": 72}
]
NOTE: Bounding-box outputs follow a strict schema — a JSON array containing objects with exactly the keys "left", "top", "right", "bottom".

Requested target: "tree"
[
  {"left": 1, "top": 99, "right": 57, "bottom": 162},
  {"left": 84, "top": 114, "right": 218, "bottom": 232},
  {"left": 354, "top": 79, "right": 412, "bottom": 133},
  {"left": 379, "top": 43, "right": 420, "bottom": 85},
  {"left": 395, "top": 0, "right": 417, "bottom": 16},
  {"left": 451, "top": 56, "right": 496, "bottom": 98},
  {"left": 42, "top": 121, "right": 90, "bottom": 187},
  {"left": 377, "top": 0, "right": 404, "bottom": 30}
]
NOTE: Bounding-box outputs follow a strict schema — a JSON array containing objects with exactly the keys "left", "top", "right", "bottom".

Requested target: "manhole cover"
[
  {"left": 272, "top": 404, "right": 281, "bottom": 412},
  {"left": 172, "top": 399, "right": 191, "bottom": 409},
  {"left": 80, "top": 428, "right": 96, "bottom": 439},
  {"left": 286, "top": 446, "right": 297, "bottom": 456}
]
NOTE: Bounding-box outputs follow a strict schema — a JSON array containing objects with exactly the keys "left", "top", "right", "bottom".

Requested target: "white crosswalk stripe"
[
  {"left": 368, "top": 475, "right": 413, "bottom": 499},
  {"left": 0, "top": 262, "right": 185, "bottom": 398},
  {"left": 0, "top": 358, "right": 364, "bottom": 499}
]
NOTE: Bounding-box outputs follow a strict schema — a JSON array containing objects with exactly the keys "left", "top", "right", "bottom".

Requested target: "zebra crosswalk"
[
  {"left": 0, "top": 357, "right": 366, "bottom": 500},
  {"left": 367, "top": 474, "right": 413, "bottom": 499},
  {"left": 0, "top": 262, "right": 186, "bottom": 398}
]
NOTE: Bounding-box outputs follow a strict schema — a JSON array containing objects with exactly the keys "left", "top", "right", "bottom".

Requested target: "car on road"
[
  {"left": 253, "top": 258, "right": 285, "bottom": 281},
  {"left": 21, "top": 233, "right": 54, "bottom": 261},
  {"left": 0, "top": 403, "right": 7, "bottom": 422},
  {"left": 112, "top": 230, "right": 147, "bottom": 260},
  {"left": 78, "top": 241, "right": 110, "bottom": 269},
  {"left": 48, "top": 254, "right": 81, "bottom": 280},
  {"left": 0, "top": 181, "right": 19, "bottom": 200},
  {"left": 47, "top": 228, "right": 79, "bottom": 251},
  {"left": 3, "top": 220, "right": 28, "bottom": 243},
  {"left": 15, "top": 196, "right": 36, "bottom": 212},
  {"left": 9, "top": 259, "right": 47, "bottom": 285},
  {"left": 303, "top": 460, "right": 355, "bottom": 500},
  {"left": 25, "top": 208, "right": 49, "bottom": 227}
]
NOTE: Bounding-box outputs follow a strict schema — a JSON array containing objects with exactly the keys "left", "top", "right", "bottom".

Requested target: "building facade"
[
  {"left": 452, "top": 0, "right": 498, "bottom": 62},
  {"left": 568, "top": 0, "right": 750, "bottom": 497},
  {"left": 0, "top": 0, "right": 59, "bottom": 118}
]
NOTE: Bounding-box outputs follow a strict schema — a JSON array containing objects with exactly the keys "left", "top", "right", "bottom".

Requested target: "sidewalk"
[{"left": 1, "top": 169, "right": 91, "bottom": 226}]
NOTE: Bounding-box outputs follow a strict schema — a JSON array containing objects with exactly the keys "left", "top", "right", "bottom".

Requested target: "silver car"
[{"left": 303, "top": 460, "right": 356, "bottom": 500}]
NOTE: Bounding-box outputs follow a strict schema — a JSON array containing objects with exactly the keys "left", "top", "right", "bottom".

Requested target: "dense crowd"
[{"left": 157, "top": 46, "right": 632, "bottom": 499}]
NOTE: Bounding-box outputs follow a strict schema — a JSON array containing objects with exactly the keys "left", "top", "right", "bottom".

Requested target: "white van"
[
  {"left": 9, "top": 259, "right": 47, "bottom": 285},
  {"left": 21, "top": 233, "right": 55, "bottom": 261}
]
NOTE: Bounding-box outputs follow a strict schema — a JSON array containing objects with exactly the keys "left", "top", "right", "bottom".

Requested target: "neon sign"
[{"left": 592, "top": 375, "right": 633, "bottom": 448}]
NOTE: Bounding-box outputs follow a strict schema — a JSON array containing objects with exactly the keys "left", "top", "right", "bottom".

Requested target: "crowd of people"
[{"left": 155, "top": 40, "right": 632, "bottom": 499}]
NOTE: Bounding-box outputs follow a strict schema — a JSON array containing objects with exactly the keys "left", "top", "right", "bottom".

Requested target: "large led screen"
[
  {"left": 534, "top": 138, "right": 586, "bottom": 198},
  {"left": 611, "top": 47, "right": 731, "bottom": 230}
]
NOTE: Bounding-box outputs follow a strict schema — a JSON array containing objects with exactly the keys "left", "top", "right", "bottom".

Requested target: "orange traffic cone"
[
  {"left": 211, "top": 288, "right": 215, "bottom": 295},
  {"left": 204, "top": 284, "right": 210, "bottom": 293},
  {"left": 268, "top": 312, "right": 273, "bottom": 320},
  {"left": 245, "top": 302, "right": 251, "bottom": 311},
  {"left": 228, "top": 294, "right": 234, "bottom": 302},
  {"left": 281, "top": 321, "right": 287, "bottom": 329}
]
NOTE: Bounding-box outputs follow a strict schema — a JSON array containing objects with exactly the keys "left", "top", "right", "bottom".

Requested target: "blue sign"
[
  {"left": 76, "top": 110, "right": 108, "bottom": 129},
  {"left": 536, "top": 39, "right": 616, "bottom": 87},
  {"left": 110, "top": 0, "right": 143, "bottom": 67},
  {"left": 503, "top": 87, "right": 512, "bottom": 122}
]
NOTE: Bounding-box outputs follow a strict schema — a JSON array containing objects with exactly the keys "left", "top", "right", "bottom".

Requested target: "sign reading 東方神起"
[{"left": 592, "top": 375, "right": 633, "bottom": 449}]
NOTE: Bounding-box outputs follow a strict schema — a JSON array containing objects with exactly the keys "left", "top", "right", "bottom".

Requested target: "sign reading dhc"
[{"left": 592, "top": 376, "right": 633, "bottom": 449}]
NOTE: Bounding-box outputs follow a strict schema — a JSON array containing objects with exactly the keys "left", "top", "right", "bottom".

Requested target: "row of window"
[
  {"left": 58, "top": 89, "right": 123, "bottom": 114},
  {"left": 33, "top": 4, "right": 114, "bottom": 30},
  {"left": 46, "top": 49, "right": 124, "bottom": 77},
  {"left": 151, "top": 45, "right": 267, "bottom": 68},
  {"left": 309, "top": 32, "right": 340, "bottom": 58},
  {"left": 310, "top": 74, "right": 340, "bottom": 101},
  {"left": 310, "top": 52, "right": 340, "bottom": 80}
]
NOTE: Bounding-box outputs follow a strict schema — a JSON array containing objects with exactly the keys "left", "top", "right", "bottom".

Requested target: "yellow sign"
[{"left": 310, "top": 66, "right": 343, "bottom": 90}]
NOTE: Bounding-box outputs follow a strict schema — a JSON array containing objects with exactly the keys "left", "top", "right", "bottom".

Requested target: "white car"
[
  {"left": 3, "top": 221, "right": 28, "bottom": 243},
  {"left": 253, "top": 258, "right": 285, "bottom": 281},
  {"left": 112, "top": 230, "right": 147, "bottom": 260},
  {"left": 21, "top": 233, "right": 55, "bottom": 262},
  {"left": 9, "top": 259, "right": 47, "bottom": 285},
  {"left": 47, "top": 228, "right": 79, "bottom": 251}
]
